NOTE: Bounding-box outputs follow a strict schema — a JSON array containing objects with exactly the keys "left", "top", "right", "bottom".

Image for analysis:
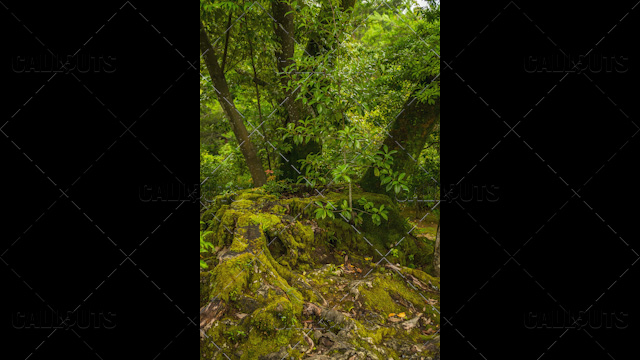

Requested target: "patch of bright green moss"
[
  {"left": 271, "top": 204, "right": 286, "bottom": 215},
  {"left": 210, "top": 253, "right": 253, "bottom": 302},
  {"left": 230, "top": 199, "right": 253, "bottom": 210}
]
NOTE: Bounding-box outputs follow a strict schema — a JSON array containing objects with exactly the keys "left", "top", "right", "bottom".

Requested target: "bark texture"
[
  {"left": 272, "top": 0, "right": 322, "bottom": 180},
  {"left": 360, "top": 97, "right": 440, "bottom": 194},
  {"left": 200, "top": 20, "right": 267, "bottom": 187}
]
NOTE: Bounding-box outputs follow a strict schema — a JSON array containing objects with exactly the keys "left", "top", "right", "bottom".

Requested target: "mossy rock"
[{"left": 201, "top": 189, "right": 440, "bottom": 360}]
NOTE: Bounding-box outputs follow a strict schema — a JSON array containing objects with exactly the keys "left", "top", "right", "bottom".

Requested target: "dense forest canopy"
[{"left": 200, "top": 0, "right": 439, "bottom": 199}]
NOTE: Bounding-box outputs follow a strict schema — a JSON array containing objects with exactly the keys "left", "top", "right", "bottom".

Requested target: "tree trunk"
[
  {"left": 272, "top": 0, "right": 322, "bottom": 181},
  {"left": 433, "top": 222, "right": 440, "bottom": 277},
  {"left": 360, "top": 96, "right": 439, "bottom": 194},
  {"left": 200, "top": 20, "right": 267, "bottom": 187},
  {"left": 272, "top": 0, "right": 358, "bottom": 182},
  {"left": 304, "top": 0, "right": 355, "bottom": 58}
]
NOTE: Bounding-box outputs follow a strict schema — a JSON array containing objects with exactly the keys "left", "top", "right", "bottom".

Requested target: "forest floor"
[
  {"left": 402, "top": 209, "right": 438, "bottom": 242},
  {"left": 200, "top": 189, "right": 440, "bottom": 360}
]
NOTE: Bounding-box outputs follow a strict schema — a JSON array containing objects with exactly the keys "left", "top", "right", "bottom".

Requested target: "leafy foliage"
[
  {"left": 200, "top": 221, "right": 214, "bottom": 269},
  {"left": 200, "top": 0, "right": 440, "bottom": 197}
]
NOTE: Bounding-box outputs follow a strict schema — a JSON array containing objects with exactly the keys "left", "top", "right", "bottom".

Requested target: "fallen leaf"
[
  {"left": 402, "top": 313, "right": 423, "bottom": 330},
  {"left": 388, "top": 317, "right": 403, "bottom": 323},
  {"left": 424, "top": 328, "right": 436, "bottom": 335},
  {"left": 398, "top": 312, "right": 406, "bottom": 318},
  {"left": 388, "top": 313, "right": 396, "bottom": 317},
  {"left": 235, "top": 313, "right": 248, "bottom": 319}
]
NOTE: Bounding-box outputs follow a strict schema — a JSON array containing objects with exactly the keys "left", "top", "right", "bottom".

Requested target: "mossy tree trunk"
[{"left": 360, "top": 96, "right": 440, "bottom": 194}]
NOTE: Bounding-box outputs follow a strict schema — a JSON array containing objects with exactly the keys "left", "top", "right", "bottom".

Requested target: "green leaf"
[{"left": 374, "top": 167, "right": 380, "bottom": 177}]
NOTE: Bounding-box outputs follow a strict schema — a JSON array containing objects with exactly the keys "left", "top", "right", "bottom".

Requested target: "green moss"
[
  {"left": 229, "top": 238, "right": 249, "bottom": 252},
  {"left": 201, "top": 192, "right": 236, "bottom": 224},
  {"left": 214, "top": 208, "right": 243, "bottom": 248},
  {"left": 236, "top": 191, "right": 265, "bottom": 201},
  {"left": 359, "top": 325, "right": 397, "bottom": 344},
  {"left": 242, "top": 331, "right": 281, "bottom": 358},
  {"left": 293, "top": 221, "right": 314, "bottom": 244},
  {"left": 250, "top": 307, "right": 278, "bottom": 332},
  {"left": 210, "top": 253, "right": 253, "bottom": 302},
  {"left": 202, "top": 190, "right": 439, "bottom": 360},
  {"left": 403, "top": 266, "right": 440, "bottom": 289},
  {"left": 271, "top": 204, "right": 286, "bottom": 215},
  {"left": 231, "top": 199, "right": 254, "bottom": 210},
  {"left": 249, "top": 213, "right": 282, "bottom": 232},
  {"left": 250, "top": 294, "right": 302, "bottom": 333},
  {"left": 301, "top": 288, "right": 317, "bottom": 302},
  {"left": 359, "top": 273, "right": 439, "bottom": 321},
  {"left": 283, "top": 197, "right": 314, "bottom": 217}
]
